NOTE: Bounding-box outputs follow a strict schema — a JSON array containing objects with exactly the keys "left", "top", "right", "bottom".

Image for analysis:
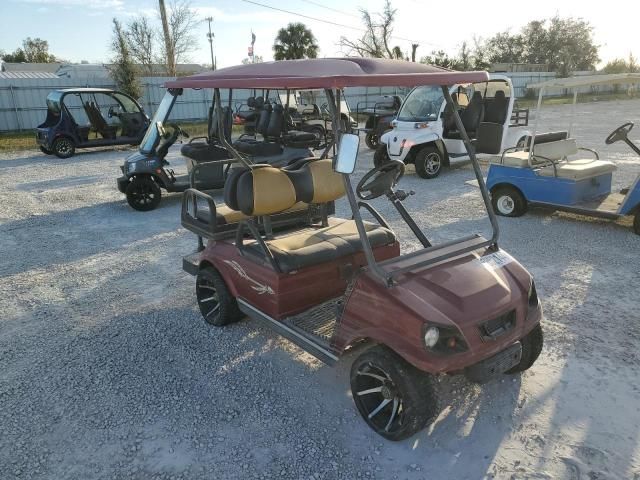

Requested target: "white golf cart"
[{"left": 377, "top": 75, "right": 530, "bottom": 178}]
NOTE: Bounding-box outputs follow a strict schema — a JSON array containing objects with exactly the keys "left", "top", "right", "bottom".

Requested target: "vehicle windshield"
[
  {"left": 46, "top": 92, "right": 63, "bottom": 114},
  {"left": 397, "top": 86, "right": 444, "bottom": 122},
  {"left": 139, "top": 92, "right": 177, "bottom": 154}
]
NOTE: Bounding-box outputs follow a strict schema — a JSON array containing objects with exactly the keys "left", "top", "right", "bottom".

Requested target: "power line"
[
  {"left": 299, "top": 0, "right": 361, "bottom": 19},
  {"left": 238, "top": 0, "right": 441, "bottom": 48}
]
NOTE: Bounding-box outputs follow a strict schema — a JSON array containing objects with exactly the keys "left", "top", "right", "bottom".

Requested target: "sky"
[{"left": 1, "top": 0, "right": 638, "bottom": 70}]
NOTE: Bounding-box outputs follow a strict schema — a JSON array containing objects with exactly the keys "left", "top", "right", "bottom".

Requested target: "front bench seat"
[
  {"left": 228, "top": 161, "right": 397, "bottom": 273},
  {"left": 245, "top": 218, "right": 396, "bottom": 272}
]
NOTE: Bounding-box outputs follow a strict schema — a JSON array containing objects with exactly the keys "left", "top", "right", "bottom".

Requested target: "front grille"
[{"left": 480, "top": 310, "right": 515, "bottom": 341}]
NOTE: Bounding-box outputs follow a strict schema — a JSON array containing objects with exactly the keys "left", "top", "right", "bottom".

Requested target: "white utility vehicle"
[{"left": 377, "top": 75, "right": 530, "bottom": 178}]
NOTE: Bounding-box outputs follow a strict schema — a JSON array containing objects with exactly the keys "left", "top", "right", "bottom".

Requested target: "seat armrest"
[
  {"left": 181, "top": 188, "right": 217, "bottom": 239},
  {"left": 188, "top": 135, "right": 208, "bottom": 144},
  {"left": 577, "top": 147, "right": 599, "bottom": 160}
]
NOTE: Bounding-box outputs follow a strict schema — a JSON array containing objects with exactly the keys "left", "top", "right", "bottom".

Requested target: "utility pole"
[
  {"left": 159, "top": 0, "right": 175, "bottom": 76},
  {"left": 411, "top": 44, "right": 419, "bottom": 62},
  {"left": 205, "top": 16, "right": 215, "bottom": 70}
]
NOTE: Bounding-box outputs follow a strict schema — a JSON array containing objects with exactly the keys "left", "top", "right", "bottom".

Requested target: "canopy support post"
[
  {"left": 214, "top": 88, "right": 251, "bottom": 168},
  {"left": 441, "top": 86, "right": 499, "bottom": 247},
  {"left": 325, "top": 88, "right": 390, "bottom": 287}
]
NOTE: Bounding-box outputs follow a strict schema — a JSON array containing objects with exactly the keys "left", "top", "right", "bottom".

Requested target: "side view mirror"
[{"left": 334, "top": 133, "right": 360, "bottom": 174}]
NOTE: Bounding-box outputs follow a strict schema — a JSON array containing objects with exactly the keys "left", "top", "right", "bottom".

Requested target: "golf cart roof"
[
  {"left": 54, "top": 88, "right": 119, "bottom": 94},
  {"left": 164, "top": 58, "right": 489, "bottom": 89},
  {"left": 528, "top": 73, "right": 640, "bottom": 90}
]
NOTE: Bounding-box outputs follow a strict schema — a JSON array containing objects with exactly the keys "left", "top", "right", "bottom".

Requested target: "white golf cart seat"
[
  {"left": 538, "top": 159, "right": 617, "bottom": 181},
  {"left": 227, "top": 160, "right": 396, "bottom": 272},
  {"left": 500, "top": 138, "right": 617, "bottom": 180}
]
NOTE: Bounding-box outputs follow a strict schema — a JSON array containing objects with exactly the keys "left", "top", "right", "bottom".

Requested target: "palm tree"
[{"left": 273, "top": 23, "right": 319, "bottom": 60}]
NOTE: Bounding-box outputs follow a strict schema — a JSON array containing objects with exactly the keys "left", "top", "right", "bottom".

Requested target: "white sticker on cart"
[{"left": 479, "top": 251, "right": 514, "bottom": 271}]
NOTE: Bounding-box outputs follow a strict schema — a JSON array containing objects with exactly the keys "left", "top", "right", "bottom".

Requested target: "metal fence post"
[{"left": 9, "top": 84, "right": 22, "bottom": 131}]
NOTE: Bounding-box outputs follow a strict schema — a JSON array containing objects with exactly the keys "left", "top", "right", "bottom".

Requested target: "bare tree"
[
  {"left": 165, "top": 0, "right": 199, "bottom": 72},
  {"left": 126, "top": 16, "right": 156, "bottom": 75},
  {"left": 339, "top": 1, "right": 403, "bottom": 59}
]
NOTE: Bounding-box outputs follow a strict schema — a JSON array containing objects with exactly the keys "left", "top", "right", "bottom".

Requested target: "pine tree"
[{"left": 109, "top": 18, "right": 142, "bottom": 99}]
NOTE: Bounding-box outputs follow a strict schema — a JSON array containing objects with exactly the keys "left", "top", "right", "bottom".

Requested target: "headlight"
[
  {"left": 128, "top": 162, "right": 136, "bottom": 173},
  {"left": 423, "top": 324, "right": 468, "bottom": 354},
  {"left": 424, "top": 327, "right": 440, "bottom": 348}
]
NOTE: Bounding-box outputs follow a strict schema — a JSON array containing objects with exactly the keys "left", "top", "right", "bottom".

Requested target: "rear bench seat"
[
  {"left": 500, "top": 138, "right": 616, "bottom": 180},
  {"left": 227, "top": 159, "right": 397, "bottom": 273}
]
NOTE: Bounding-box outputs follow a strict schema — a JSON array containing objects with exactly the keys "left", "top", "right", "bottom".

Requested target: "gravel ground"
[{"left": 1, "top": 99, "right": 639, "bottom": 480}]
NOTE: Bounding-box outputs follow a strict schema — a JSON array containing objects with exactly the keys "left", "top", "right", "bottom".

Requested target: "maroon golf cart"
[{"left": 177, "top": 58, "right": 543, "bottom": 441}]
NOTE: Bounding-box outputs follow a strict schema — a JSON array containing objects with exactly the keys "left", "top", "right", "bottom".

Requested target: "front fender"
[{"left": 386, "top": 130, "right": 441, "bottom": 161}]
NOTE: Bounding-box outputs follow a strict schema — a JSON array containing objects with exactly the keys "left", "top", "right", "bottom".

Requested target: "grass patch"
[
  {"left": 0, "top": 120, "right": 246, "bottom": 154},
  {"left": 0, "top": 131, "right": 37, "bottom": 152}
]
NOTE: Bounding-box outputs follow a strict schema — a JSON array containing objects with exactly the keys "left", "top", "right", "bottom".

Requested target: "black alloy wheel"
[
  {"left": 350, "top": 346, "right": 438, "bottom": 441},
  {"left": 125, "top": 176, "right": 162, "bottom": 211}
]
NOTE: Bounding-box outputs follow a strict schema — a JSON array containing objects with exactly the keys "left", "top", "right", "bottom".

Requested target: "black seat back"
[
  {"left": 484, "top": 90, "right": 508, "bottom": 124},
  {"left": 267, "top": 104, "right": 285, "bottom": 138},
  {"left": 460, "top": 91, "right": 484, "bottom": 134},
  {"left": 256, "top": 102, "right": 271, "bottom": 135},
  {"left": 210, "top": 106, "right": 232, "bottom": 143},
  {"left": 523, "top": 131, "right": 569, "bottom": 148}
]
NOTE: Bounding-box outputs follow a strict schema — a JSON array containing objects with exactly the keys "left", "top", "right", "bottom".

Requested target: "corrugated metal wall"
[
  {"left": 3, "top": 71, "right": 630, "bottom": 132},
  {"left": 0, "top": 77, "right": 410, "bottom": 132}
]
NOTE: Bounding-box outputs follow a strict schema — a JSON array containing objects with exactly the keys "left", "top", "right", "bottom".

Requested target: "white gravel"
[{"left": 1, "top": 99, "right": 640, "bottom": 480}]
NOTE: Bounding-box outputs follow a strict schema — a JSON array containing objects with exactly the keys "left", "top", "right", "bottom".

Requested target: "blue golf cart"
[
  {"left": 486, "top": 73, "right": 640, "bottom": 235},
  {"left": 36, "top": 88, "right": 149, "bottom": 158}
]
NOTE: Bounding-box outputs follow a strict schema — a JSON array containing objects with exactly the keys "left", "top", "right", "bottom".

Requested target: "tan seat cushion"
[
  {"left": 538, "top": 159, "right": 617, "bottom": 181},
  {"left": 198, "top": 201, "right": 308, "bottom": 226},
  {"left": 244, "top": 218, "right": 396, "bottom": 272}
]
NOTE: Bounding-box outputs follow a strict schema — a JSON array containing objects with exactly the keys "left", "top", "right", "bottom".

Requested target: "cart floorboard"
[{"left": 282, "top": 298, "right": 339, "bottom": 348}]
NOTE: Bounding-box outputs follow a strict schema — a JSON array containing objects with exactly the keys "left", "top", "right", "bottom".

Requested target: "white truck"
[{"left": 377, "top": 75, "right": 530, "bottom": 178}]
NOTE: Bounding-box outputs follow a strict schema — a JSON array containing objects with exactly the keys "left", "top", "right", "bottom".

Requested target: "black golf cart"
[
  {"left": 356, "top": 95, "right": 403, "bottom": 150},
  {"left": 36, "top": 88, "right": 149, "bottom": 158},
  {"left": 117, "top": 87, "right": 322, "bottom": 211}
]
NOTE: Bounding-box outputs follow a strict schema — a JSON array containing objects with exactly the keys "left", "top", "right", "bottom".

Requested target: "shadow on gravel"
[
  {"left": 0, "top": 148, "right": 135, "bottom": 170},
  {"left": 0, "top": 199, "right": 184, "bottom": 277},
  {"left": 16, "top": 175, "right": 106, "bottom": 191}
]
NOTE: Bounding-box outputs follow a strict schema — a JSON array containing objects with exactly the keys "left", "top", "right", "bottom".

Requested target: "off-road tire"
[
  {"left": 196, "top": 267, "right": 243, "bottom": 326},
  {"left": 633, "top": 209, "right": 640, "bottom": 235},
  {"left": 506, "top": 324, "right": 543, "bottom": 374},
  {"left": 52, "top": 137, "right": 75, "bottom": 159},
  {"left": 491, "top": 186, "right": 527, "bottom": 217},
  {"left": 365, "top": 132, "right": 379, "bottom": 150},
  {"left": 125, "top": 175, "right": 162, "bottom": 211},
  {"left": 414, "top": 145, "right": 444, "bottom": 179},
  {"left": 373, "top": 145, "right": 390, "bottom": 168},
  {"left": 350, "top": 345, "right": 438, "bottom": 441},
  {"left": 40, "top": 146, "right": 53, "bottom": 155}
]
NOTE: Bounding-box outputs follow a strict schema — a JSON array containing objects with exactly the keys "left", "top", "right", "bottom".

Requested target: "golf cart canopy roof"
[
  {"left": 528, "top": 73, "right": 640, "bottom": 90},
  {"left": 164, "top": 58, "right": 489, "bottom": 89}
]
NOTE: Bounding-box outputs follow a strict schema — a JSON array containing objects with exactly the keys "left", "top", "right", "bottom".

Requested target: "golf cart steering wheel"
[
  {"left": 356, "top": 160, "right": 405, "bottom": 200},
  {"left": 606, "top": 122, "right": 633, "bottom": 145}
]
